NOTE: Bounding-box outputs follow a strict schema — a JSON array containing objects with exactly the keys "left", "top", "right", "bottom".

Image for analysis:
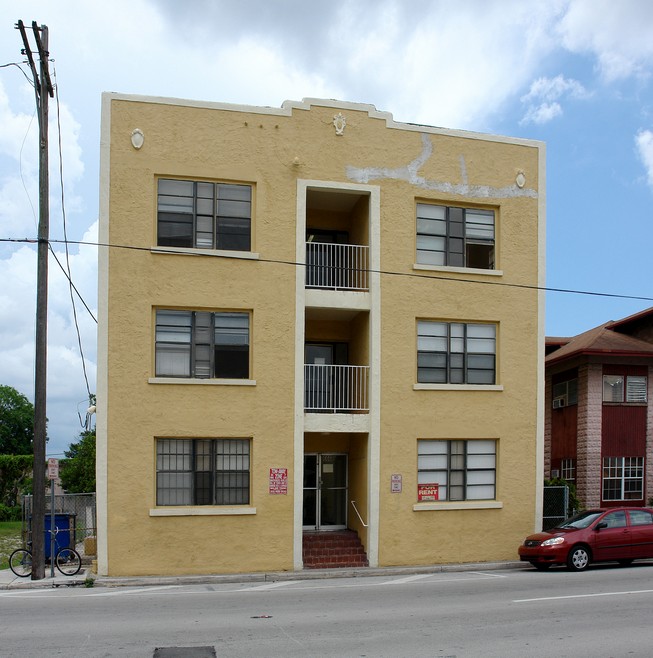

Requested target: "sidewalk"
[{"left": 1, "top": 560, "right": 525, "bottom": 590}]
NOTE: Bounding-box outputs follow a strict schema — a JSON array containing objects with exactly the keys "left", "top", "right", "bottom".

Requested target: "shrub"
[{"left": 0, "top": 504, "right": 21, "bottom": 522}]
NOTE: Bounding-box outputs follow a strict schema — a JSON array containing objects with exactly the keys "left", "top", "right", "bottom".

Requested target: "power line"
[{"left": 3, "top": 235, "right": 652, "bottom": 304}]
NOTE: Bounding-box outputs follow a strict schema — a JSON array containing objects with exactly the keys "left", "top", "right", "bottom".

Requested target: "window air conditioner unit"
[{"left": 553, "top": 397, "right": 566, "bottom": 409}]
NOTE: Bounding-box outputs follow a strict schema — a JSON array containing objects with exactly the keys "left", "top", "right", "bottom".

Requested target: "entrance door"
[{"left": 303, "top": 453, "right": 348, "bottom": 530}]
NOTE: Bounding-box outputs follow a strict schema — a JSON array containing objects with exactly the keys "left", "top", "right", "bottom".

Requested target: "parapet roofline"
[{"left": 101, "top": 92, "right": 544, "bottom": 149}]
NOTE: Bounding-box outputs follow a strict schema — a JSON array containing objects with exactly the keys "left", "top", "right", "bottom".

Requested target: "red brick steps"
[{"left": 302, "top": 530, "right": 369, "bottom": 569}]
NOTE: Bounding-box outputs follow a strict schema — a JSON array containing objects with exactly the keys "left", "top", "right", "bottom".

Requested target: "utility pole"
[{"left": 16, "top": 20, "right": 54, "bottom": 580}]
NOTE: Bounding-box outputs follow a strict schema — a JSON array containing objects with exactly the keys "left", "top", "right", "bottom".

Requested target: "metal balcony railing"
[
  {"left": 304, "top": 364, "right": 369, "bottom": 412},
  {"left": 305, "top": 242, "right": 369, "bottom": 291}
]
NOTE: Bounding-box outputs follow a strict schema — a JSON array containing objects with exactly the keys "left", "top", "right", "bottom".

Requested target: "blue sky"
[{"left": 1, "top": 0, "right": 653, "bottom": 456}]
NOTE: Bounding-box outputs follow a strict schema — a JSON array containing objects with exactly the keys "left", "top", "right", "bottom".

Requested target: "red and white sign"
[
  {"left": 47, "top": 458, "right": 59, "bottom": 481},
  {"left": 269, "top": 468, "right": 288, "bottom": 495},
  {"left": 391, "top": 473, "right": 402, "bottom": 493},
  {"left": 418, "top": 483, "right": 439, "bottom": 501}
]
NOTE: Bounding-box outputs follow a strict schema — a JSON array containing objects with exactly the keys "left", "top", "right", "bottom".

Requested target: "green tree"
[
  {"left": 0, "top": 454, "right": 32, "bottom": 507},
  {"left": 0, "top": 385, "right": 37, "bottom": 455},
  {"left": 59, "top": 429, "right": 95, "bottom": 493}
]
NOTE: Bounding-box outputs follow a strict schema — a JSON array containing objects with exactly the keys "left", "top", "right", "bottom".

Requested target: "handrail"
[{"left": 350, "top": 500, "right": 368, "bottom": 528}]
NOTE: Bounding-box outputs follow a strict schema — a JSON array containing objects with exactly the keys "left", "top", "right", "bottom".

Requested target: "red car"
[{"left": 519, "top": 507, "right": 653, "bottom": 571}]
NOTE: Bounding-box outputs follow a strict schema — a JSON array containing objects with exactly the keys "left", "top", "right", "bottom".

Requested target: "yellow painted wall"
[{"left": 99, "top": 95, "right": 543, "bottom": 575}]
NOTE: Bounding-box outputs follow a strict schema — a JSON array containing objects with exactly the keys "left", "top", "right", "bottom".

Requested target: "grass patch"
[{"left": 0, "top": 522, "right": 23, "bottom": 571}]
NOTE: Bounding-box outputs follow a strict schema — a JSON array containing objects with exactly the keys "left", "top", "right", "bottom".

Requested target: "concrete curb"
[{"left": 1, "top": 560, "right": 527, "bottom": 590}]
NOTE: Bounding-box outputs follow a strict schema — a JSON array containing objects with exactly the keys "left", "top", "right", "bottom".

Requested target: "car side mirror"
[{"left": 595, "top": 521, "right": 608, "bottom": 531}]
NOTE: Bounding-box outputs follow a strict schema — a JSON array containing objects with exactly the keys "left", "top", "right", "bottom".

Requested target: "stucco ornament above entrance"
[
  {"left": 333, "top": 113, "right": 346, "bottom": 136},
  {"left": 346, "top": 133, "right": 537, "bottom": 199}
]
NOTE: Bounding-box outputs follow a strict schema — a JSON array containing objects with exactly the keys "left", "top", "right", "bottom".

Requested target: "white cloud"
[
  {"left": 558, "top": 0, "right": 653, "bottom": 81},
  {"left": 520, "top": 74, "right": 588, "bottom": 124},
  {"left": 635, "top": 129, "right": 653, "bottom": 188}
]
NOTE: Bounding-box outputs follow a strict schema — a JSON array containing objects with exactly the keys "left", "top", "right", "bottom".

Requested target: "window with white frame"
[
  {"left": 417, "top": 321, "right": 496, "bottom": 384},
  {"left": 155, "top": 310, "right": 249, "bottom": 379},
  {"left": 416, "top": 203, "right": 495, "bottom": 269},
  {"left": 561, "top": 458, "right": 575, "bottom": 482},
  {"left": 157, "top": 179, "right": 252, "bottom": 251},
  {"left": 418, "top": 440, "right": 496, "bottom": 501},
  {"left": 602, "top": 456, "right": 644, "bottom": 501},
  {"left": 552, "top": 379, "right": 578, "bottom": 408},
  {"left": 602, "top": 375, "right": 647, "bottom": 403},
  {"left": 156, "top": 438, "right": 250, "bottom": 506}
]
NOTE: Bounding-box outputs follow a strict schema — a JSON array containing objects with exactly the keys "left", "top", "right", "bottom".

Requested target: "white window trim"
[
  {"left": 413, "top": 501, "right": 503, "bottom": 511},
  {"left": 413, "top": 263, "right": 503, "bottom": 277},
  {"left": 413, "top": 383, "right": 503, "bottom": 391},
  {"left": 150, "top": 506, "right": 256, "bottom": 517},
  {"left": 151, "top": 246, "right": 260, "bottom": 260},
  {"left": 149, "top": 377, "right": 256, "bottom": 386}
]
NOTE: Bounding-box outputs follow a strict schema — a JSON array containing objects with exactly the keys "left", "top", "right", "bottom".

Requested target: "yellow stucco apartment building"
[{"left": 97, "top": 95, "right": 545, "bottom": 576}]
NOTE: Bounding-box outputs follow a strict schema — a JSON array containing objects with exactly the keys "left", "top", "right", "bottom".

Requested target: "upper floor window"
[
  {"left": 602, "top": 375, "right": 647, "bottom": 403},
  {"left": 552, "top": 378, "right": 578, "bottom": 408},
  {"left": 157, "top": 179, "right": 251, "bottom": 251},
  {"left": 416, "top": 203, "right": 495, "bottom": 270},
  {"left": 155, "top": 310, "right": 249, "bottom": 379},
  {"left": 602, "top": 456, "right": 643, "bottom": 501},
  {"left": 417, "top": 321, "right": 496, "bottom": 384}
]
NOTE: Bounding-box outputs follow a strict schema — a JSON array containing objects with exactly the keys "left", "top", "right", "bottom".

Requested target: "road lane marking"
[
  {"left": 244, "top": 581, "right": 301, "bottom": 591},
  {"left": 514, "top": 588, "right": 653, "bottom": 603},
  {"left": 386, "top": 574, "right": 435, "bottom": 585}
]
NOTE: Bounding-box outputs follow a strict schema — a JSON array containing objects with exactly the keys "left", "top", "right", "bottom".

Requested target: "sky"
[{"left": 1, "top": 0, "right": 653, "bottom": 457}]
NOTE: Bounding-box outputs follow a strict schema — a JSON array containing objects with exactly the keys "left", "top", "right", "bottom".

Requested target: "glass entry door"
[{"left": 303, "top": 453, "right": 348, "bottom": 530}]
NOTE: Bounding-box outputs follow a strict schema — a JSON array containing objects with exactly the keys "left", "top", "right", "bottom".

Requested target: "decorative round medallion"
[{"left": 131, "top": 129, "right": 144, "bottom": 149}]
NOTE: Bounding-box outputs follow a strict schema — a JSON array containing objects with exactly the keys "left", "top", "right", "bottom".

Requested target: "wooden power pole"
[{"left": 16, "top": 20, "right": 54, "bottom": 580}]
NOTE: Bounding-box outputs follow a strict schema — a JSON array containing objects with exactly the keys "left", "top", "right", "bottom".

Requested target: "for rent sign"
[{"left": 418, "top": 483, "right": 439, "bottom": 501}]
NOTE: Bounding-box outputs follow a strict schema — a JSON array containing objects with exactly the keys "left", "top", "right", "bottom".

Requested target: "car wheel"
[
  {"left": 567, "top": 545, "right": 591, "bottom": 571},
  {"left": 618, "top": 559, "right": 633, "bottom": 567},
  {"left": 532, "top": 562, "right": 551, "bottom": 571}
]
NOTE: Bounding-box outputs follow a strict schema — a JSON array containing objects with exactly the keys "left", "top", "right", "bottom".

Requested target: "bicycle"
[{"left": 8, "top": 527, "right": 82, "bottom": 577}]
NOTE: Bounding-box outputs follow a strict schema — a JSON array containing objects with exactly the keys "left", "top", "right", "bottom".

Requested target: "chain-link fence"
[
  {"left": 542, "top": 485, "right": 571, "bottom": 530},
  {"left": 21, "top": 493, "right": 97, "bottom": 562}
]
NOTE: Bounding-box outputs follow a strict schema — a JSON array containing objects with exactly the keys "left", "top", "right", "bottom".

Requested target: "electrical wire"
[
  {"left": 2, "top": 235, "right": 652, "bottom": 304},
  {"left": 52, "top": 65, "right": 92, "bottom": 402}
]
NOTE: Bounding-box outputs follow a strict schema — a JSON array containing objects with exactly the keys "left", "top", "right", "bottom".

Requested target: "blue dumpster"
[{"left": 44, "top": 514, "right": 76, "bottom": 559}]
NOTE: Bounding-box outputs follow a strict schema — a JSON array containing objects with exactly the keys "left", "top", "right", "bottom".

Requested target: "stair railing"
[{"left": 350, "top": 500, "right": 368, "bottom": 528}]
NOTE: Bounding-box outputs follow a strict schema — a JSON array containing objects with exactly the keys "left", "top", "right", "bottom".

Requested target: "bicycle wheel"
[
  {"left": 9, "top": 549, "right": 32, "bottom": 577},
  {"left": 55, "top": 548, "right": 82, "bottom": 576}
]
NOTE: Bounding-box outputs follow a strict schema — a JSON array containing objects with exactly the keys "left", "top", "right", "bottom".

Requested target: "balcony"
[
  {"left": 304, "top": 364, "right": 369, "bottom": 412},
  {"left": 305, "top": 242, "right": 369, "bottom": 291}
]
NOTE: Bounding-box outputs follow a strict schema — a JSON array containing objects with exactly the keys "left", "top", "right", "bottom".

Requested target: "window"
[
  {"left": 561, "top": 458, "right": 576, "bottom": 483},
  {"left": 155, "top": 310, "right": 249, "bottom": 379},
  {"left": 156, "top": 439, "right": 250, "bottom": 506},
  {"left": 418, "top": 440, "right": 496, "bottom": 501},
  {"left": 157, "top": 179, "right": 252, "bottom": 251},
  {"left": 417, "top": 321, "right": 496, "bottom": 384},
  {"left": 552, "top": 379, "right": 578, "bottom": 407},
  {"left": 602, "top": 375, "right": 647, "bottom": 403},
  {"left": 602, "top": 457, "right": 644, "bottom": 501},
  {"left": 629, "top": 509, "right": 653, "bottom": 526},
  {"left": 416, "top": 203, "right": 495, "bottom": 269}
]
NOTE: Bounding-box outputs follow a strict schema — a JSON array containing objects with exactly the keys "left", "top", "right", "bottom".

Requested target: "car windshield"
[{"left": 555, "top": 511, "right": 604, "bottom": 529}]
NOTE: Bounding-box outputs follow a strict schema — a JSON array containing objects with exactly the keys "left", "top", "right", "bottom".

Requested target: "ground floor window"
[
  {"left": 602, "top": 456, "right": 644, "bottom": 501},
  {"left": 417, "top": 439, "right": 496, "bottom": 501},
  {"left": 156, "top": 438, "right": 250, "bottom": 506},
  {"left": 561, "top": 458, "right": 576, "bottom": 483}
]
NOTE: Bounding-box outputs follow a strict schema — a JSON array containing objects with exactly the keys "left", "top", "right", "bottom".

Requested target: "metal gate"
[{"left": 542, "top": 485, "right": 570, "bottom": 530}]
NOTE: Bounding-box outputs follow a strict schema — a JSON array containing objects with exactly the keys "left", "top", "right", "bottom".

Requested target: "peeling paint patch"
[{"left": 346, "top": 133, "right": 537, "bottom": 199}]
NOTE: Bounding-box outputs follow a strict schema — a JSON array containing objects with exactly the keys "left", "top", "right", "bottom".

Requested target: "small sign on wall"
[
  {"left": 269, "top": 468, "right": 288, "bottom": 495},
  {"left": 418, "top": 483, "right": 439, "bottom": 501},
  {"left": 391, "top": 473, "right": 402, "bottom": 493}
]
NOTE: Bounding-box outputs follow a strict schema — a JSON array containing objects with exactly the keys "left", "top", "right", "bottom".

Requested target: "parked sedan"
[{"left": 519, "top": 507, "right": 653, "bottom": 571}]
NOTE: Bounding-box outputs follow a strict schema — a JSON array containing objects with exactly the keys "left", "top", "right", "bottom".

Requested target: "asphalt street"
[{"left": 2, "top": 563, "right": 653, "bottom": 657}]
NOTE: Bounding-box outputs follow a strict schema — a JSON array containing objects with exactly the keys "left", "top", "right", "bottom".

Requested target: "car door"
[
  {"left": 626, "top": 509, "right": 653, "bottom": 559},
  {"left": 591, "top": 510, "right": 632, "bottom": 562}
]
